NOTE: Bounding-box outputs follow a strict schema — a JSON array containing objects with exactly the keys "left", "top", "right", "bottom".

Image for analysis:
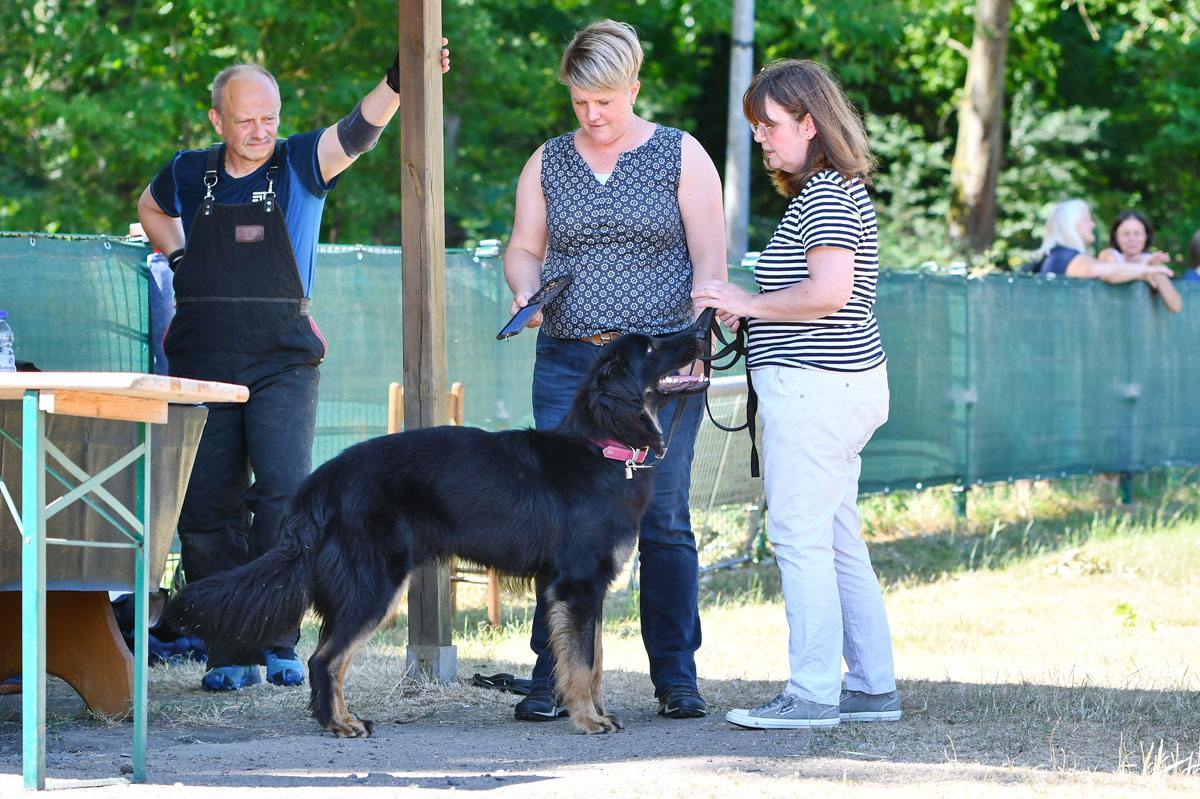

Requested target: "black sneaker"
[
  {"left": 657, "top": 684, "right": 707, "bottom": 718},
  {"left": 514, "top": 685, "right": 568, "bottom": 721}
]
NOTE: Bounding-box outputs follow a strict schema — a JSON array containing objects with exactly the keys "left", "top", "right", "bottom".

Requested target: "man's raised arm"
[{"left": 316, "top": 44, "right": 450, "bottom": 184}]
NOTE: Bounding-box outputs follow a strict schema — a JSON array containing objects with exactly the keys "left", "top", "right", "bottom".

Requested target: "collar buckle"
[{"left": 592, "top": 438, "right": 651, "bottom": 479}]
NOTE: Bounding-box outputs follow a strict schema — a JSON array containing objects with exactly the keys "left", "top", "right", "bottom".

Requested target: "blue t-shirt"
[
  {"left": 149, "top": 129, "right": 336, "bottom": 297},
  {"left": 1181, "top": 268, "right": 1200, "bottom": 283}
]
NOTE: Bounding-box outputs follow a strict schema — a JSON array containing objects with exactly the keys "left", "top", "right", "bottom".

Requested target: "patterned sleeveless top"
[{"left": 540, "top": 125, "right": 694, "bottom": 338}]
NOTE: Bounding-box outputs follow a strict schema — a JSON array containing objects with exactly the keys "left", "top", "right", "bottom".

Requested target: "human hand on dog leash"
[{"left": 692, "top": 280, "right": 753, "bottom": 332}]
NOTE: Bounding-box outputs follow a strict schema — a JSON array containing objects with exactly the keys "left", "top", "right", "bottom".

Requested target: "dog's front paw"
[
  {"left": 570, "top": 712, "right": 622, "bottom": 734},
  {"left": 328, "top": 715, "right": 375, "bottom": 738}
]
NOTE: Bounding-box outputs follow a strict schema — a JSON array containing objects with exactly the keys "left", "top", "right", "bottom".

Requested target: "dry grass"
[
  {"left": 19, "top": 473, "right": 1197, "bottom": 795},
  {"left": 455, "top": 473, "right": 1200, "bottom": 786}
]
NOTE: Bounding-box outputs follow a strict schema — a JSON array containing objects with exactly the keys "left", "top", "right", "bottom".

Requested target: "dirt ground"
[
  {"left": 0, "top": 681, "right": 866, "bottom": 797},
  {"left": 2, "top": 677, "right": 1196, "bottom": 798}
]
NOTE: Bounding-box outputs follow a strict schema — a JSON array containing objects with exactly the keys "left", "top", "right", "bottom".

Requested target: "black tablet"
[{"left": 497, "top": 274, "right": 574, "bottom": 340}]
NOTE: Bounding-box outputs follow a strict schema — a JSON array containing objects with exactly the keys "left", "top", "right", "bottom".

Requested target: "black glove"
[
  {"left": 167, "top": 248, "right": 185, "bottom": 272},
  {"left": 386, "top": 55, "right": 400, "bottom": 93}
]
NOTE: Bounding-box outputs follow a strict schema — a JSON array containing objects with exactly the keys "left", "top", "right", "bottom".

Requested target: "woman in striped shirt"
[{"left": 693, "top": 59, "right": 899, "bottom": 730}]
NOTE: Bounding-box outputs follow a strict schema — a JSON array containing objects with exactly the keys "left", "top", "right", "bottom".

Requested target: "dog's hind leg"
[
  {"left": 309, "top": 587, "right": 403, "bottom": 738},
  {"left": 548, "top": 594, "right": 620, "bottom": 734}
]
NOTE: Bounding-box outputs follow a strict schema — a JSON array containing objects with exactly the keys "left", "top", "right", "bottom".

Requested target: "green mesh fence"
[
  {"left": 870, "top": 271, "right": 1200, "bottom": 490},
  {"left": 0, "top": 235, "right": 151, "bottom": 372},
  {"left": 5, "top": 234, "right": 1200, "bottom": 509}
]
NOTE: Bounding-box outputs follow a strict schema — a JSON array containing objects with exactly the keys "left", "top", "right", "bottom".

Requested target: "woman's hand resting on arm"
[{"left": 690, "top": 246, "right": 856, "bottom": 332}]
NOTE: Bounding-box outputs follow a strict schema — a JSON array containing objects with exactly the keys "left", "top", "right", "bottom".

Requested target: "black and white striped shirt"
[{"left": 747, "top": 170, "right": 886, "bottom": 372}]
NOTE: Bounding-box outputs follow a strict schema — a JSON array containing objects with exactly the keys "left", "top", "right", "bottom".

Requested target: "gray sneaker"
[
  {"left": 839, "top": 689, "right": 901, "bottom": 722},
  {"left": 725, "top": 692, "right": 839, "bottom": 729}
]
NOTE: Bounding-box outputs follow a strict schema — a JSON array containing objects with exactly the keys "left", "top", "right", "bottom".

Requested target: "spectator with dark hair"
[
  {"left": 1099, "top": 210, "right": 1170, "bottom": 267},
  {"left": 1097, "top": 209, "right": 1182, "bottom": 312}
]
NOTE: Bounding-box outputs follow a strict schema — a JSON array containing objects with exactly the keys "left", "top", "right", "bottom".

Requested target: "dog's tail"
[{"left": 165, "top": 493, "right": 326, "bottom": 652}]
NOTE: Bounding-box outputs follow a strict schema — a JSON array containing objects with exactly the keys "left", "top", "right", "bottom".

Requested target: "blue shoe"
[
  {"left": 201, "top": 664, "right": 261, "bottom": 691},
  {"left": 263, "top": 646, "right": 305, "bottom": 686}
]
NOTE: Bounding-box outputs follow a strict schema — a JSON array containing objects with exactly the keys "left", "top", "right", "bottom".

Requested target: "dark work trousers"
[
  {"left": 171, "top": 356, "right": 320, "bottom": 667},
  {"left": 527, "top": 331, "right": 704, "bottom": 696},
  {"left": 165, "top": 144, "right": 326, "bottom": 668}
]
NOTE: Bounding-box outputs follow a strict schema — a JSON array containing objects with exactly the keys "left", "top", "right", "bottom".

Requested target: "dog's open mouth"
[{"left": 656, "top": 373, "right": 710, "bottom": 395}]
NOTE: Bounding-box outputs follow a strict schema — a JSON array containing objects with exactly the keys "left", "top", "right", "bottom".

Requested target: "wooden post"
[{"left": 398, "top": 0, "right": 455, "bottom": 683}]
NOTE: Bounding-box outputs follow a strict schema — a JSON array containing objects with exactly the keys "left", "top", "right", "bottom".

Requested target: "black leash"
[
  {"left": 697, "top": 314, "right": 761, "bottom": 478},
  {"left": 644, "top": 311, "right": 729, "bottom": 470},
  {"left": 643, "top": 310, "right": 761, "bottom": 478}
]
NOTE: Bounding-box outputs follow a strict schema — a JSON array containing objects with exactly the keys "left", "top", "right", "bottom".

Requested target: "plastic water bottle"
[{"left": 0, "top": 310, "right": 16, "bottom": 371}]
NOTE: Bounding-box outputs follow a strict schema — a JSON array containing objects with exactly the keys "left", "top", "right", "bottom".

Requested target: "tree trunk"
[
  {"left": 948, "top": 0, "right": 1013, "bottom": 254},
  {"left": 723, "top": 0, "right": 755, "bottom": 263}
]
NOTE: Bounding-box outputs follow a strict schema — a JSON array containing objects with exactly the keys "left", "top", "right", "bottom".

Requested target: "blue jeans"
[{"left": 527, "top": 331, "right": 703, "bottom": 696}]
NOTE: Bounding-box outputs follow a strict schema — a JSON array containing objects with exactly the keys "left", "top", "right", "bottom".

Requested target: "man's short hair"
[
  {"left": 211, "top": 64, "right": 279, "bottom": 114},
  {"left": 558, "top": 20, "right": 643, "bottom": 93}
]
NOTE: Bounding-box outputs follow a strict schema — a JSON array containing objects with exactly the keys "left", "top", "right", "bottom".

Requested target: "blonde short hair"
[{"left": 559, "top": 20, "right": 643, "bottom": 92}]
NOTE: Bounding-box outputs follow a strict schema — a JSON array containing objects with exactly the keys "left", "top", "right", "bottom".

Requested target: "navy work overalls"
[{"left": 165, "top": 143, "right": 325, "bottom": 667}]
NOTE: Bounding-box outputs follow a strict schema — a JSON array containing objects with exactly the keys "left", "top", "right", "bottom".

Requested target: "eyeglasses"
[{"left": 749, "top": 113, "right": 807, "bottom": 137}]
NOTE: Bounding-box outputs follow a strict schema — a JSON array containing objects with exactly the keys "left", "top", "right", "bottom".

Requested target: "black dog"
[{"left": 167, "top": 320, "right": 711, "bottom": 737}]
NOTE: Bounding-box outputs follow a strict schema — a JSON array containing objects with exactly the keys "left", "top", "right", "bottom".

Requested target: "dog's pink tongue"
[{"left": 674, "top": 375, "right": 703, "bottom": 384}]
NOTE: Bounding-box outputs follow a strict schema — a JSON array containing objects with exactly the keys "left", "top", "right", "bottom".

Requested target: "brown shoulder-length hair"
[{"left": 743, "top": 59, "right": 875, "bottom": 198}]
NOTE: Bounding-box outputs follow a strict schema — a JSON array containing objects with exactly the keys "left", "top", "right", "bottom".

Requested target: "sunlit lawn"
[{"left": 107, "top": 472, "right": 1200, "bottom": 796}]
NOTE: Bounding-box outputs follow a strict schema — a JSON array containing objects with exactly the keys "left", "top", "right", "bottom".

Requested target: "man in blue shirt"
[{"left": 137, "top": 47, "right": 448, "bottom": 692}]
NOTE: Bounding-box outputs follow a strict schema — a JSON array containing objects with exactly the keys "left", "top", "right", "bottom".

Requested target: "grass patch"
[
  {"left": 438, "top": 471, "right": 1200, "bottom": 779},
  {"left": 8, "top": 470, "right": 1194, "bottom": 793}
]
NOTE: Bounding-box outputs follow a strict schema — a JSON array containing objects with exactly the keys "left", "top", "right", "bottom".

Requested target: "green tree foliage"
[
  {"left": 2, "top": 0, "right": 1198, "bottom": 266},
  {"left": 0, "top": 0, "right": 728, "bottom": 245}
]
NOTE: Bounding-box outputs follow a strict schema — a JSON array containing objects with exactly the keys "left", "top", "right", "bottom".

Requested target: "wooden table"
[{"left": 0, "top": 372, "right": 247, "bottom": 790}]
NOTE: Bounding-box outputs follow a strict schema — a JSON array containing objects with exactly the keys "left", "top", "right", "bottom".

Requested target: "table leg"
[
  {"left": 21, "top": 391, "right": 46, "bottom": 790},
  {"left": 132, "top": 420, "right": 150, "bottom": 782}
]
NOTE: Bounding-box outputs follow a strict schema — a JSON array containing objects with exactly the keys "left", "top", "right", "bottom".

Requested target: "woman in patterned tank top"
[
  {"left": 693, "top": 59, "right": 902, "bottom": 730},
  {"left": 501, "top": 20, "right": 726, "bottom": 722}
]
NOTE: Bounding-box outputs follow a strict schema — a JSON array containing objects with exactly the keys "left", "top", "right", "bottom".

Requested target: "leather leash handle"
[{"left": 695, "top": 311, "right": 761, "bottom": 478}]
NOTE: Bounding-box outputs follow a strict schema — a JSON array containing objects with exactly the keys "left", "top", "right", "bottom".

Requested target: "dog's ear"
[
  {"left": 582, "top": 346, "right": 654, "bottom": 442},
  {"left": 589, "top": 355, "right": 641, "bottom": 413}
]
